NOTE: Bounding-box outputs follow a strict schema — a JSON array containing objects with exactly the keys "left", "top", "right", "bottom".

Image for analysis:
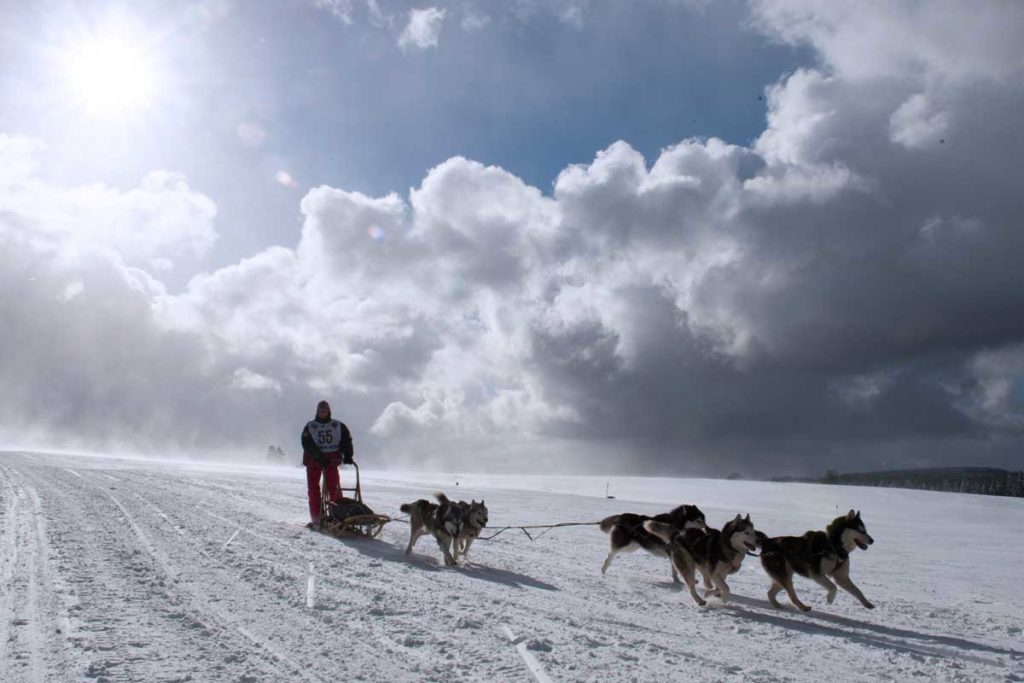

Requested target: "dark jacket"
[{"left": 301, "top": 413, "right": 354, "bottom": 467}]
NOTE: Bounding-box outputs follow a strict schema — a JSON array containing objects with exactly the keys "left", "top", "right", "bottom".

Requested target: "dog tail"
[
  {"left": 643, "top": 520, "right": 677, "bottom": 544},
  {"left": 599, "top": 514, "right": 620, "bottom": 533},
  {"left": 434, "top": 492, "right": 451, "bottom": 505}
]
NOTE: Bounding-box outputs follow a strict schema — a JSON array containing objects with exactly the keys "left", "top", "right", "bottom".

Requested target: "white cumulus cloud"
[{"left": 398, "top": 7, "right": 446, "bottom": 51}]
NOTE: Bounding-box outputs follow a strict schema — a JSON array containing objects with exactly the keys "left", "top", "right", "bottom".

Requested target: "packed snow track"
[{"left": 1, "top": 451, "right": 1022, "bottom": 682}]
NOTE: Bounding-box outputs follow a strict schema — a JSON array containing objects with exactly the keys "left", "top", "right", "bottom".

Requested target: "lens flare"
[{"left": 275, "top": 171, "right": 299, "bottom": 188}]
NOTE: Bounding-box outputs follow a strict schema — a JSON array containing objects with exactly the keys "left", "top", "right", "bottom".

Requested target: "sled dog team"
[
  {"left": 401, "top": 494, "right": 875, "bottom": 612},
  {"left": 599, "top": 504, "right": 875, "bottom": 611}
]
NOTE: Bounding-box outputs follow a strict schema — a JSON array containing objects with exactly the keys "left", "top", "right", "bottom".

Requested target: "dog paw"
[
  {"left": 826, "top": 592, "right": 836, "bottom": 604},
  {"left": 798, "top": 604, "right": 811, "bottom": 613},
  {"left": 863, "top": 601, "right": 875, "bottom": 609}
]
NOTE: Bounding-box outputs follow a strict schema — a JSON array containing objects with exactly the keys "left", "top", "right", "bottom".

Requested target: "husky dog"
[
  {"left": 756, "top": 509, "right": 875, "bottom": 612},
  {"left": 645, "top": 514, "right": 759, "bottom": 607},
  {"left": 600, "top": 504, "right": 707, "bottom": 581},
  {"left": 399, "top": 493, "right": 465, "bottom": 566},
  {"left": 455, "top": 499, "right": 488, "bottom": 560}
]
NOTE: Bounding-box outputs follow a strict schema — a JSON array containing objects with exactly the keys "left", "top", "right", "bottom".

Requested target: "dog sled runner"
[{"left": 317, "top": 461, "right": 390, "bottom": 538}]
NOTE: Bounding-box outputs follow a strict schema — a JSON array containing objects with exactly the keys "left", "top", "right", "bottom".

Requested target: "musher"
[{"left": 301, "top": 400, "right": 354, "bottom": 529}]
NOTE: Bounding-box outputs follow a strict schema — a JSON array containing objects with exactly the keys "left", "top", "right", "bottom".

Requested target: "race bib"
[{"left": 307, "top": 420, "right": 343, "bottom": 452}]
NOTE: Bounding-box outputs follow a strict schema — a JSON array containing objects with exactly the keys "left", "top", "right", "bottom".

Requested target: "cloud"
[
  {"left": 460, "top": 7, "right": 490, "bottom": 32},
  {"left": 889, "top": 93, "right": 950, "bottom": 150},
  {"left": 398, "top": 7, "right": 446, "bottom": 52},
  {"left": 232, "top": 368, "right": 283, "bottom": 393},
  {"left": 748, "top": 0, "right": 1024, "bottom": 85},
  {"left": 313, "top": 0, "right": 356, "bottom": 25},
  {"left": 0, "top": 144, "right": 216, "bottom": 270},
  {"left": 2, "top": 2, "right": 1023, "bottom": 474}
]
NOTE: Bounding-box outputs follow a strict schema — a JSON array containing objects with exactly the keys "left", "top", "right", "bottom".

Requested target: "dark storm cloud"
[{"left": 1, "top": 2, "right": 1023, "bottom": 475}]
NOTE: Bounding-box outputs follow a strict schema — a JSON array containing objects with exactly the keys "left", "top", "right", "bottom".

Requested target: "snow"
[{"left": 1, "top": 450, "right": 1022, "bottom": 682}]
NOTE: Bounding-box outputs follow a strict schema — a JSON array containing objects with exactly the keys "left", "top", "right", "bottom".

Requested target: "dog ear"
[
  {"left": 733, "top": 513, "right": 742, "bottom": 523},
  {"left": 744, "top": 513, "right": 750, "bottom": 522},
  {"left": 847, "top": 509, "right": 856, "bottom": 519}
]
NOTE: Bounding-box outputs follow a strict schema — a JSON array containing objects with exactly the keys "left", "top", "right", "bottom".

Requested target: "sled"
[{"left": 316, "top": 461, "right": 390, "bottom": 539}]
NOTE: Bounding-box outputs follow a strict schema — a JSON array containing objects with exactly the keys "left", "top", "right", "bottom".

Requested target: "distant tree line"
[{"left": 769, "top": 467, "right": 1024, "bottom": 498}]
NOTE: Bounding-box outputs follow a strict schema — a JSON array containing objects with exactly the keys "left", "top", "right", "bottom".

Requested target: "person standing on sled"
[{"left": 301, "top": 400, "right": 354, "bottom": 529}]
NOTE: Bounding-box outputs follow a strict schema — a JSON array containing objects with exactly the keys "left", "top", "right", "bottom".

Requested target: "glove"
[
  {"left": 307, "top": 446, "right": 326, "bottom": 466},
  {"left": 342, "top": 454, "right": 354, "bottom": 465}
]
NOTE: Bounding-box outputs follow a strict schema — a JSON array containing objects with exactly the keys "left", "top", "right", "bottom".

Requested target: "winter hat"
[{"left": 315, "top": 400, "right": 331, "bottom": 419}]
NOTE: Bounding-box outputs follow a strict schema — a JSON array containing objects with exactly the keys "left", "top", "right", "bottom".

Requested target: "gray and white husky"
[
  {"left": 455, "top": 499, "right": 488, "bottom": 560},
  {"left": 756, "top": 509, "right": 875, "bottom": 612},
  {"left": 399, "top": 493, "right": 465, "bottom": 566},
  {"left": 645, "top": 513, "right": 760, "bottom": 607},
  {"left": 600, "top": 504, "right": 707, "bottom": 582}
]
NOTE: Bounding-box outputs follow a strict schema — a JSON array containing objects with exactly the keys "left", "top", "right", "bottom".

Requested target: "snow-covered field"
[{"left": 1, "top": 451, "right": 1022, "bottom": 682}]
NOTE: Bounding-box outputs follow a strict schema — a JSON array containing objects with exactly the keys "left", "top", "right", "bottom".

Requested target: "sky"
[{"left": 1, "top": 0, "right": 1023, "bottom": 476}]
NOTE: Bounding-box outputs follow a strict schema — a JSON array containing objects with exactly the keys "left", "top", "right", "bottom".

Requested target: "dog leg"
[
  {"left": 450, "top": 536, "right": 460, "bottom": 564},
  {"left": 767, "top": 581, "right": 785, "bottom": 609},
  {"left": 712, "top": 575, "right": 731, "bottom": 603},
  {"left": 436, "top": 534, "right": 457, "bottom": 566},
  {"left": 670, "top": 563, "right": 680, "bottom": 584},
  {"left": 809, "top": 573, "right": 838, "bottom": 604},
  {"left": 699, "top": 567, "right": 715, "bottom": 593},
  {"left": 405, "top": 526, "right": 423, "bottom": 556},
  {"left": 682, "top": 568, "right": 705, "bottom": 607},
  {"left": 462, "top": 536, "right": 475, "bottom": 560},
  {"left": 833, "top": 563, "right": 874, "bottom": 609},
  {"left": 601, "top": 547, "right": 619, "bottom": 575},
  {"left": 780, "top": 575, "right": 811, "bottom": 612},
  {"left": 681, "top": 566, "right": 705, "bottom": 607},
  {"left": 667, "top": 548, "right": 704, "bottom": 606}
]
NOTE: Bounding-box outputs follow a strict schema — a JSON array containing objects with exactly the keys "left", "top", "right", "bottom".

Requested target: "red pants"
[{"left": 306, "top": 462, "right": 341, "bottom": 522}]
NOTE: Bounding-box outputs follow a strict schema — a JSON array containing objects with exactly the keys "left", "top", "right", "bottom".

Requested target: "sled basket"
[{"left": 317, "top": 461, "right": 390, "bottom": 539}]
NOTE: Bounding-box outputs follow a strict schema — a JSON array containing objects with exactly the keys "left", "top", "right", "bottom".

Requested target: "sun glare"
[{"left": 62, "top": 33, "right": 159, "bottom": 117}]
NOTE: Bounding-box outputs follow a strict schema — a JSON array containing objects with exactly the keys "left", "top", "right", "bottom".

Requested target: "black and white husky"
[
  {"left": 599, "top": 504, "right": 707, "bottom": 582},
  {"left": 756, "top": 509, "right": 875, "bottom": 612},
  {"left": 455, "top": 499, "right": 488, "bottom": 561},
  {"left": 399, "top": 493, "right": 465, "bottom": 566},
  {"left": 645, "top": 514, "right": 760, "bottom": 607}
]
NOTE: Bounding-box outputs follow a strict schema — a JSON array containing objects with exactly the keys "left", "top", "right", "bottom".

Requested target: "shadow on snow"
[
  {"left": 722, "top": 594, "right": 1020, "bottom": 666},
  {"left": 331, "top": 534, "right": 559, "bottom": 591}
]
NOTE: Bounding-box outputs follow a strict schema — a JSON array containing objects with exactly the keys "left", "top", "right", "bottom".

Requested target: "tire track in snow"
[
  {"left": 0, "top": 465, "right": 22, "bottom": 681},
  {"left": 0, "top": 463, "right": 78, "bottom": 682},
  {"left": 131, "top": 469, "right": 522, "bottom": 681},
  {"left": 98, "top": 489, "right": 325, "bottom": 683},
  {"left": 23, "top": 479, "right": 79, "bottom": 683},
  {"left": 20, "top": 480, "right": 50, "bottom": 683},
  {"left": 22, "top": 462, "right": 318, "bottom": 682}
]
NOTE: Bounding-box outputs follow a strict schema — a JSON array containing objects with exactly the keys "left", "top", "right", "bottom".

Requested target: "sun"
[{"left": 62, "top": 32, "right": 159, "bottom": 117}]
